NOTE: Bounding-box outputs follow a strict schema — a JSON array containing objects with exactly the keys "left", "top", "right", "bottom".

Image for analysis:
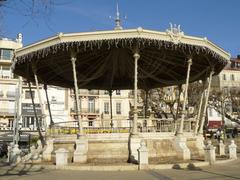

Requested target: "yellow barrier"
[{"left": 47, "top": 128, "right": 130, "bottom": 135}]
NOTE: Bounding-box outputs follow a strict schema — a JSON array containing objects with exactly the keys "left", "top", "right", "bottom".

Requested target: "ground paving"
[{"left": 0, "top": 158, "right": 240, "bottom": 180}]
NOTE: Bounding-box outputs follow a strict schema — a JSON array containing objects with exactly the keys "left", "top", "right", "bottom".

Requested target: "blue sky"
[{"left": 2, "top": 0, "right": 240, "bottom": 57}]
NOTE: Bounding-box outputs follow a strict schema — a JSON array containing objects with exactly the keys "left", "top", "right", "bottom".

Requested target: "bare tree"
[
  {"left": 0, "top": 0, "right": 56, "bottom": 36},
  {"left": 142, "top": 86, "right": 182, "bottom": 121},
  {"left": 188, "top": 81, "right": 205, "bottom": 117},
  {"left": 208, "top": 88, "right": 240, "bottom": 125}
]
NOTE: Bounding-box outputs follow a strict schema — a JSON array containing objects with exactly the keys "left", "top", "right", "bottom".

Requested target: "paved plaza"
[{"left": 0, "top": 158, "right": 240, "bottom": 180}]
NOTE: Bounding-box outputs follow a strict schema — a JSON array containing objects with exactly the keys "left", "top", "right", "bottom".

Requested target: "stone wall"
[
  {"left": 87, "top": 140, "right": 129, "bottom": 163},
  {"left": 50, "top": 132, "right": 203, "bottom": 164},
  {"left": 186, "top": 138, "right": 201, "bottom": 159}
]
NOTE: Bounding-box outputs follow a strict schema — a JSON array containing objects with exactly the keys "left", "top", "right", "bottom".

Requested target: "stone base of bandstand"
[{"left": 42, "top": 132, "right": 208, "bottom": 165}]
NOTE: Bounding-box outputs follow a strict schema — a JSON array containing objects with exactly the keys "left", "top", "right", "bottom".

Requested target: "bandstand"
[{"left": 12, "top": 17, "right": 230, "bottom": 164}]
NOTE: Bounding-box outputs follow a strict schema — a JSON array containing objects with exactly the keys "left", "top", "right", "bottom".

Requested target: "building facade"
[
  {"left": 0, "top": 35, "right": 133, "bottom": 131},
  {"left": 69, "top": 89, "right": 132, "bottom": 128},
  {"left": 0, "top": 34, "right": 22, "bottom": 130},
  {"left": 209, "top": 55, "right": 240, "bottom": 130}
]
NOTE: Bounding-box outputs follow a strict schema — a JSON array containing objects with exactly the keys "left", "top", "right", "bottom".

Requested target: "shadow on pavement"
[
  {"left": 146, "top": 170, "right": 173, "bottom": 180},
  {"left": 0, "top": 162, "right": 45, "bottom": 178},
  {"left": 198, "top": 170, "right": 240, "bottom": 179},
  {"left": 176, "top": 162, "right": 240, "bottom": 179}
]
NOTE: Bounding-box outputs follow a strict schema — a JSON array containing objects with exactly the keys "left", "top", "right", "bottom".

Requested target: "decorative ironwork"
[{"left": 166, "top": 23, "right": 184, "bottom": 44}]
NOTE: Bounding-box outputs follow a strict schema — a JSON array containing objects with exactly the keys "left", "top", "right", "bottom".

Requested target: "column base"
[
  {"left": 42, "top": 139, "right": 54, "bottom": 162},
  {"left": 129, "top": 134, "right": 141, "bottom": 164},
  {"left": 10, "top": 144, "right": 21, "bottom": 164},
  {"left": 195, "top": 135, "right": 205, "bottom": 157},
  {"left": 174, "top": 136, "right": 191, "bottom": 160},
  {"left": 73, "top": 136, "right": 88, "bottom": 163}
]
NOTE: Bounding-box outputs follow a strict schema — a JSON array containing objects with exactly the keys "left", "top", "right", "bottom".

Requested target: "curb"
[
  {"left": 23, "top": 158, "right": 237, "bottom": 171},
  {"left": 3, "top": 158, "right": 237, "bottom": 171}
]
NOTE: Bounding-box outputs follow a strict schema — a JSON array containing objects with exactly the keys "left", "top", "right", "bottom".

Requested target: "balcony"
[
  {"left": 6, "top": 91, "right": 16, "bottom": 98},
  {"left": 22, "top": 80, "right": 37, "bottom": 87},
  {"left": 71, "top": 89, "right": 99, "bottom": 96},
  {"left": 70, "top": 108, "right": 100, "bottom": 114},
  {"left": 0, "top": 108, "right": 15, "bottom": 116}
]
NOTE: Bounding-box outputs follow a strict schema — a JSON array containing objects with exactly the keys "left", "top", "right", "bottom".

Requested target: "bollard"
[
  {"left": 55, "top": 148, "right": 69, "bottom": 166},
  {"left": 229, "top": 140, "right": 237, "bottom": 159},
  {"left": 218, "top": 140, "right": 225, "bottom": 156},
  {"left": 138, "top": 141, "right": 148, "bottom": 170},
  {"left": 204, "top": 140, "right": 216, "bottom": 165}
]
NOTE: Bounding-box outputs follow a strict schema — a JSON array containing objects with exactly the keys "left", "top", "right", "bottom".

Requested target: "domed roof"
[{"left": 13, "top": 28, "right": 230, "bottom": 90}]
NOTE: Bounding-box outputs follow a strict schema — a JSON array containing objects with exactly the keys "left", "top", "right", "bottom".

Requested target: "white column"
[
  {"left": 178, "top": 58, "right": 192, "bottom": 135},
  {"left": 0, "top": 66, "right": 2, "bottom": 77},
  {"left": 33, "top": 70, "right": 46, "bottom": 131},
  {"left": 71, "top": 51, "right": 83, "bottom": 135},
  {"left": 199, "top": 70, "right": 214, "bottom": 134},
  {"left": 194, "top": 80, "right": 206, "bottom": 135},
  {"left": 133, "top": 52, "right": 140, "bottom": 134}
]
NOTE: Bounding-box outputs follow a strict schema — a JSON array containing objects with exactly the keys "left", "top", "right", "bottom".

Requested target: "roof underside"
[{"left": 13, "top": 37, "right": 228, "bottom": 90}]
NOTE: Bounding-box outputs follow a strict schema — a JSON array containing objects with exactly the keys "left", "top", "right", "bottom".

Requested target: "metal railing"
[
  {"left": 47, "top": 117, "right": 196, "bottom": 136},
  {"left": 70, "top": 108, "right": 100, "bottom": 114}
]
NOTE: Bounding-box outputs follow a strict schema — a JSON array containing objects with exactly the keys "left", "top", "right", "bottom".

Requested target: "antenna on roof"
[{"left": 109, "top": 1, "right": 126, "bottom": 30}]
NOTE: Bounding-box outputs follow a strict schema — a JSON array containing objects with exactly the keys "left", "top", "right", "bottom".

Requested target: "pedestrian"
[
  {"left": 233, "top": 127, "right": 238, "bottom": 138},
  {"left": 220, "top": 130, "right": 225, "bottom": 141},
  {"left": 216, "top": 129, "right": 221, "bottom": 141}
]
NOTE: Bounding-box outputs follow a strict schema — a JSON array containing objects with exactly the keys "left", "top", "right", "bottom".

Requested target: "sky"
[{"left": 1, "top": 0, "right": 240, "bottom": 57}]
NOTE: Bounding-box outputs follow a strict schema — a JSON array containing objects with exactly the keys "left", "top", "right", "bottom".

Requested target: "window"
[
  {"left": 222, "top": 74, "right": 226, "bottom": 81},
  {"left": 88, "top": 121, "right": 93, "bottom": 127},
  {"left": 73, "top": 98, "right": 81, "bottom": 112},
  {"left": 223, "top": 87, "right": 228, "bottom": 95},
  {"left": 104, "top": 90, "right": 109, "bottom": 95},
  {"left": 104, "top": 102, "right": 109, "bottom": 114},
  {"left": 231, "top": 74, "right": 235, "bottom": 81},
  {"left": 116, "top": 102, "right": 121, "bottom": 114},
  {"left": 51, "top": 96, "right": 57, "bottom": 102},
  {"left": 1, "top": 66, "right": 11, "bottom": 78},
  {"left": 25, "top": 90, "right": 35, "bottom": 99},
  {"left": 0, "top": 49, "right": 13, "bottom": 60},
  {"left": 8, "top": 119, "right": 14, "bottom": 128},
  {"left": 116, "top": 90, "right": 121, "bottom": 95},
  {"left": 88, "top": 97, "right": 95, "bottom": 113}
]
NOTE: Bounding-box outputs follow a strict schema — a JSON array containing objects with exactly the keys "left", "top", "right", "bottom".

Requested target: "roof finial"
[{"left": 114, "top": 1, "right": 123, "bottom": 30}]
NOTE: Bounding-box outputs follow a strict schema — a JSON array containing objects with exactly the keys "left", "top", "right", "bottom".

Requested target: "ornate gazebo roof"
[{"left": 12, "top": 27, "right": 230, "bottom": 90}]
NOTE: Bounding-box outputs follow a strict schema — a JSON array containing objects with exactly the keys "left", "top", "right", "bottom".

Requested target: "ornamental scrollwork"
[{"left": 166, "top": 23, "right": 184, "bottom": 44}]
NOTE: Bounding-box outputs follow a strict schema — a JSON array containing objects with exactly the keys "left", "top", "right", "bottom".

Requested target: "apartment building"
[
  {"left": 0, "top": 35, "right": 132, "bottom": 131},
  {"left": 208, "top": 55, "right": 240, "bottom": 130},
  {"left": 69, "top": 89, "right": 132, "bottom": 128},
  {"left": 0, "top": 34, "right": 22, "bottom": 129}
]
